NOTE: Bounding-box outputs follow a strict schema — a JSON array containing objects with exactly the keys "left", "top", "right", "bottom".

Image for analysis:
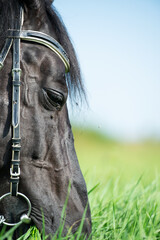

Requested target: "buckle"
[
  {"left": 10, "top": 167, "right": 20, "bottom": 177},
  {"left": 12, "top": 145, "right": 21, "bottom": 151},
  {"left": 12, "top": 68, "right": 21, "bottom": 74}
]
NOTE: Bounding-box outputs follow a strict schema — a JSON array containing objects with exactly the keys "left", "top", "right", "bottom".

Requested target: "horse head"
[{"left": 0, "top": 0, "right": 91, "bottom": 237}]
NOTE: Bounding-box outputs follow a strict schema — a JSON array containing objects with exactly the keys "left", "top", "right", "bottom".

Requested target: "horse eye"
[{"left": 42, "top": 88, "right": 65, "bottom": 111}]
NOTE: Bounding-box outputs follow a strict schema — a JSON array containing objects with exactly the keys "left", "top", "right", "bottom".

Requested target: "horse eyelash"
[{"left": 42, "top": 88, "right": 64, "bottom": 111}]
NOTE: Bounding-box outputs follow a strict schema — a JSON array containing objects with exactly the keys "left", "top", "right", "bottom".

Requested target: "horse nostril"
[
  {"left": 52, "top": 216, "right": 54, "bottom": 225},
  {"left": 32, "top": 153, "right": 39, "bottom": 160}
]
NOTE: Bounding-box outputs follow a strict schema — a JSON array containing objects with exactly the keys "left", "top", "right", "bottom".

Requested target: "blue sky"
[{"left": 54, "top": 0, "right": 160, "bottom": 141}]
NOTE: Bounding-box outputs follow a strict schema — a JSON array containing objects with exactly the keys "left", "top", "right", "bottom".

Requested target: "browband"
[{"left": 0, "top": 29, "right": 70, "bottom": 73}]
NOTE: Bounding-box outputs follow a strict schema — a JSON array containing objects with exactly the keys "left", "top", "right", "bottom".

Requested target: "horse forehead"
[
  {"left": 22, "top": 45, "right": 65, "bottom": 78},
  {"left": 22, "top": 46, "right": 43, "bottom": 63},
  {"left": 22, "top": 46, "right": 66, "bottom": 87}
]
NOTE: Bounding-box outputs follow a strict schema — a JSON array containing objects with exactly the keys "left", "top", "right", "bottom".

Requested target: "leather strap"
[
  {"left": 10, "top": 8, "right": 22, "bottom": 197},
  {"left": 7, "top": 30, "right": 70, "bottom": 72},
  {"left": 0, "top": 39, "right": 13, "bottom": 70}
]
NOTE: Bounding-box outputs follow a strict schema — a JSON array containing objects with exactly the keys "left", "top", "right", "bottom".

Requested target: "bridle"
[{"left": 0, "top": 5, "right": 70, "bottom": 227}]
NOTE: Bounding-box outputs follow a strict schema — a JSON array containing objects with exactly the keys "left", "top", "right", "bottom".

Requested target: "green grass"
[
  {"left": 1, "top": 127, "right": 160, "bottom": 239},
  {"left": 90, "top": 177, "right": 160, "bottom": 240},
  {"left": 73, "top": 127, "right": 160, "bottom": 240}
]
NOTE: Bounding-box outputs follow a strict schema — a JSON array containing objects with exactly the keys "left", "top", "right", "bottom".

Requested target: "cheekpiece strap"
[
  {"left": 0, "top": 39, "right": 13, "bottom": 70},
  {"left": 10, "top": 33, "right": 21, "bottom": 196}
]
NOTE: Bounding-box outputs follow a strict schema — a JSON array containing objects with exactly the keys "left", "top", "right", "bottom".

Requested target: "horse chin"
[
  {"left": 30, "top": 216, "right": 91, "bottom": 238},
  {"left": 30, "top": 215, "right": 64, "bottom": 238},
  {"left": 29, "top": 203, "right": 91, "bottom": 238}
]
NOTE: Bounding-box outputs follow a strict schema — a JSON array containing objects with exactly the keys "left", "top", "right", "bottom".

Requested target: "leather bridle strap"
[
  {"left": 10, "top": 34, "right": 21, "bottom": 196},
  {"left": 0, "top": 39, "right": 13, "bottom": 70},
  {"left": 7, "top": 30, "right": 70, "bottom": 73},
  {"left": 10, "top": 10, "right": 23, "bottom": 197}
]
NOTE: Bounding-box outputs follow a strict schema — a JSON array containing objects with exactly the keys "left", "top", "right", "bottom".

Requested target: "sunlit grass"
[
  {"left": 89, "top": 176, "right": 160, "bottom": 240},
  {"left": 73, "top": 127, "right": 160, "bottom": 239}
]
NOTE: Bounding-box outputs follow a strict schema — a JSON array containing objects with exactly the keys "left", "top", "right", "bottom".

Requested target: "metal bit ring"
[{"left": 0, "top": 192, "right": 31, "bottom": 226}]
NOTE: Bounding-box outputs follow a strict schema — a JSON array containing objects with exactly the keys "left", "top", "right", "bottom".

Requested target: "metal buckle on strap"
[
  {"left": 12, "top": 68, "right": 21, "bottom": 74},
  {"left": 12, "top": 68, "right": 21, "bottom": 86},
  {"left": 10, "top": 167, "right": 20, "bottom": 177},
  {"left": 12, "top": 145, "right": 21, "bottom": 151},
  {"left": 12, "top": 68, "right": 22, "bottom": 76}
]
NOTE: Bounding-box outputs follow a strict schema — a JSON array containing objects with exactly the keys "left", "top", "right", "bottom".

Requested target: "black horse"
[{"left": 0, "top": 0, "right": 91, "bottom": 238}]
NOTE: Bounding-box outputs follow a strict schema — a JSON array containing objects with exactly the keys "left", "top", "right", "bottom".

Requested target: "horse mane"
[
  {"left": 0, "top": 0, "right": 21, "bottom": 45},
  {"left": 0, "top": 0, "right": 86, "bottom": 103},
  {"left": 45, "top": 1, "right": 86, "bottom": 103}
]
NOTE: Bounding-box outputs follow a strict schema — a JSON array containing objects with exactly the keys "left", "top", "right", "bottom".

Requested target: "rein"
[{"left": 0, "top": 5, "right": 70, "bottom": 227}]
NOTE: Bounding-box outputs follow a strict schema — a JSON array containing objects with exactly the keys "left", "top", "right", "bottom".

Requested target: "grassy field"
[
  {"left": 1, "top": 127, "right": 160, "bottom": 239},
  {"left": 73, "top": 127, "right": 160, "bottom": 240},
  {"left": 73, "top": 127, "right": 160, "bottom": 186}
]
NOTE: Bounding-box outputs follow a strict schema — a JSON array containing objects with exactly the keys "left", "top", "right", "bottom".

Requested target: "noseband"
[{"left": 0, "top": 6, "right": 70, "bottom": 226}]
